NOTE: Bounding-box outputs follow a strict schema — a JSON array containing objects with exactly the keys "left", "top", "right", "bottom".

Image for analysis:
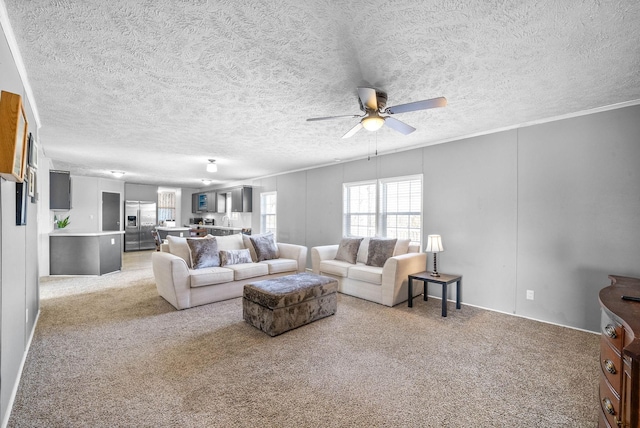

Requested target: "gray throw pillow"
[
  {"left": 366, "top": 238, "right": 398, "bottom": 267},
  {"left": 334, "top": 237, "right": 363, "bottom": 264},
  {"left": 249, "top": 232, "right": 279, "bottom": 262},
  {"left": 186, "top": 237, "right": 220, "bottom": 269},
  {"left": 220, "top": 249, "right": 253, "bottom": 266}
]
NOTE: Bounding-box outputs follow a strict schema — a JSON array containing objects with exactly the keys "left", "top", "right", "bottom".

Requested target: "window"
[
  {"left": 158, "top": 191, "right": 176, "bottom": 223},
  {"left": 343, "top": 182, "right": 377, "bottom": 238},
  {"left": 260, "top": 191, "right": 277, "bottom": 234},
  {"left": 343, "top": 175, "right": 422, "bottom": 244},
  {"left": 380, "top": 177, "right": 422, "bottom": 243}
]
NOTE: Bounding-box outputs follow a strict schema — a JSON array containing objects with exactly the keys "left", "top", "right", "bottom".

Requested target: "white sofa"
[
  {"left": 311, "top": 238, "right": 427, "bottom": 307},
  {"left": 152, "top": 233, "right": 307, "bottom": 310}
]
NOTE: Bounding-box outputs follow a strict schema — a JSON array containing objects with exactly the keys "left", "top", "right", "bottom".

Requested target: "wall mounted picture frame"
[
  {"left": 16, "top": 180, "right": 28, "bottom": 225},
  {"left": 27, "top": 167, "right": 35, "bottom": 198},
  {"left": 0, "top": 90, "right": 29, "bottom": 182},
  {"left": 27, "top": 133, "right": 38, "bottom": 169}
]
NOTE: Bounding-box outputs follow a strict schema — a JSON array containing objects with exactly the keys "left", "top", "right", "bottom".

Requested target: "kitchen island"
[
  {"left": 155, "top": 226, "right": 190, "bottom": 240},
  {"left": 187, "top": 224, "right": 245, "bottom": 236},
  {"left": 50, "top": 231, "right": 124, "bottom": 275}
]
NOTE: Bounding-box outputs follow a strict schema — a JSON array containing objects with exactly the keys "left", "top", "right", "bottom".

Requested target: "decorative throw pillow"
[
  {"left": 249, "top": 232, "right": 279, "bottom": 262},
  {"left": 219, "top": 249, "right": 253, "bottom": 266},
  {"left": 186, "top": 237, "right": 220, "bottom": 269},
  {"left": 366, "top": 238, "right": 398, "bottom": 267},
  {"left": 334, "top": 237, "right": 363, "bottom": 264}
]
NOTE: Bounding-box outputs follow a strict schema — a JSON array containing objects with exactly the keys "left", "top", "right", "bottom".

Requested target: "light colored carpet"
[{"left": 9, "top": 261, "right": 600, "bottom": 427}]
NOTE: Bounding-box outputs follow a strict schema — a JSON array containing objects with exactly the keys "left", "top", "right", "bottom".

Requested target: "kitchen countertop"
[
  {"left": 187, "top": 224, "right": 243, "bottom": 230},
  {"left": 49, "top": 230, "right": 125, "bottom": 236},
  {"left": 155, "top": 226, "right": 190, "bottom": 231}
]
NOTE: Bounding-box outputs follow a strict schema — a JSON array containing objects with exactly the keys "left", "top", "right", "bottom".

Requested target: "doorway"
[{"left": 102, "top": 192, "right": 120, "bottom": 231}]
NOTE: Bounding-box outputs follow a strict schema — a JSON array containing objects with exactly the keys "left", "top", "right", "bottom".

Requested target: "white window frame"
[
  {"left": 379, "top": 175, "right": 423, "bottom": 244},
  {"left": 157, "top": 191, "right": 176, "bottom": 223},
  {"left": 343, "top": 175, "right": 422, "bottom": 245},
  {"left": 260, "top": 191, "right": 277, "bottom": 234},
  {"left": 343, "top": 180, "right": 377, "bottom": 238}
]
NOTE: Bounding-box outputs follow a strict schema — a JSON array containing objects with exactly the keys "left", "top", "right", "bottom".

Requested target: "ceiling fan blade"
[
  {"left": 357, "top": 87, "right": 378, "bottom": 111},
  {"left": 342, "top": 122, "right": 363, "bottom": 139},
  {"left": 385, "top": 97, "right": 447, "bottom": 114},
  {"left": 306, "top": 114, "right": 360, "bottom": 122},
  {"left": 384, "top": 116, "right": 416, "bottom": 135}
]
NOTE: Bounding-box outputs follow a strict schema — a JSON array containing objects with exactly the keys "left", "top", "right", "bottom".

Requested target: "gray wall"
[
  {"left": 250, "top": 104, "right": 640, "bottom": 332},
  {"left": 0, "top": 22, "right": 40, "bottom": 425}
]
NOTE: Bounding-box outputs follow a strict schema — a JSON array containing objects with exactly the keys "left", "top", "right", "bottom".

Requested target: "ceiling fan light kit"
[
  {"left": 307, "top": 87, "right": 446, "bottom": 139},
  {"left": 361, "top": 115, "right": 385, "bottom": 131}
]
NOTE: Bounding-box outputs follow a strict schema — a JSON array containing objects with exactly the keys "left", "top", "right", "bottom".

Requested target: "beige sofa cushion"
[
  {"left": 259, "top": 258, "right": 298, "bottom": 274},
  {"left": 216, "top": 233, "right": 245, "bottom": 251},
  {"left": 393, "top": 239, "right": 411, "bottom": 256},
  {"left": 167, "top": 235, "right": 193, "bottom": 267},
  {"left": 226, "top": 263, "right": 269, "bottom": 280},
  {"left": 348, "top": 264, "right": 383, "bottom": 285},
  {"left": 190, "top": 267, "right": 235, "bottom": 287},
  {"left": 319, "top": 259, "right": 352, "bottom": 278}
]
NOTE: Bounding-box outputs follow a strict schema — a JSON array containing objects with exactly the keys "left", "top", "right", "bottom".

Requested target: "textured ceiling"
[{"left": 4, "top": 0, "right": 640, "bottom": 188}]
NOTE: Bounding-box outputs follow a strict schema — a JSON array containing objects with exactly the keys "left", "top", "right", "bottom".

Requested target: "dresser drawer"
[
  {"left": 600, "top": 339, "right": 623, "bottom": 396},
  {"left": 601, "top": 311, "right": 623, "bottom": 350},
  {"left": 600, "top": 373, "right": 622, "bottom": 428}
]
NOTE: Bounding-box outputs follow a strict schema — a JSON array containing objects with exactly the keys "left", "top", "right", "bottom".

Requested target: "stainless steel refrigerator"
[{"left": 124, "top": 200, "right": 157, "bottom": 251}]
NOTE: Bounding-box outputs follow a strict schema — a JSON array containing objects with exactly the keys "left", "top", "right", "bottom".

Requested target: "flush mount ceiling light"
[
  {"left": 361, "top": 114, "right": 385, "bottom": 131},
  {"left": 202, "top": 179, "right": 212, "bottom": 185},
  {"left": 206, "top": 159, "right": 218, "bottom": 173},
  {"left": 111, "top": 171, "right": 125, "bottom": 178}
]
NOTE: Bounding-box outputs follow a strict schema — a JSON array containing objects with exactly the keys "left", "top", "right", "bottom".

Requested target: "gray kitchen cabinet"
[
  {"left": 50, "top": 170, "right": 71, "bottom": 211},
  {"left": 191, "top": 193, "right": 198, "bottom": 213},
  {"left": 231, "top": 186, "right": 252, "bottom": 212},
  {"left": 205, "top": 191, "right": 217, "bottom": 212}
]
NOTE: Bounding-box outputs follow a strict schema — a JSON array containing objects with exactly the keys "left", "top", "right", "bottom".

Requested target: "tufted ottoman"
[{"left": 243, "top": 272, "right": 338, "bottom": 336}]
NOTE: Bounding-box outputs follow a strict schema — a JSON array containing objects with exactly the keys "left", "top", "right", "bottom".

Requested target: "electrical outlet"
[
  {"left": 526, "top": 290, "right": 535, "bottom": 300},
  {"left": 111, "top": 238, "right": 115, "bottom": 245}
]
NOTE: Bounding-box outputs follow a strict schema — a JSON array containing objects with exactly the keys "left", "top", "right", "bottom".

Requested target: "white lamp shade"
[
  {"left": 206, "top": 161, "right": 218, "bottom": 172},
  {"left": 425, "top": 234, "right": 444, "bottom": 253}
]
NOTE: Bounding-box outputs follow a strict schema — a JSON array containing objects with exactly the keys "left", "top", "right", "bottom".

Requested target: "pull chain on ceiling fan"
[{"left": 307, "top": 87, "right": 447, "bottom": 138}]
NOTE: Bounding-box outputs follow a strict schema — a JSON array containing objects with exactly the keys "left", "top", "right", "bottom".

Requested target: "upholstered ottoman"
[{"left": 243, "top": 273, "right": 338, "bottom": 336}]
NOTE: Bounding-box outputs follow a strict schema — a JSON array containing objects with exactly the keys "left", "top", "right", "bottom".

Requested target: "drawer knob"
[
  {"left": 602, "top": 397, "right": 616, "bottom": 415},
  {"left": 604, "top": 359, "right": 617, "bottom": 374},
  {"left": 604, "top": 324, "right": 617, "bottom": 339}
]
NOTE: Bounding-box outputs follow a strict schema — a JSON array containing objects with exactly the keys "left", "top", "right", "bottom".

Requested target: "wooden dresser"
[{"left": 599, "top": 275, "right": 640, "bottom": 428}]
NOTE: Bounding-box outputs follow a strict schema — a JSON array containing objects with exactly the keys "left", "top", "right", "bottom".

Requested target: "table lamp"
[{"left": 425, "top": 234, "right": 444, "bottom": 277}]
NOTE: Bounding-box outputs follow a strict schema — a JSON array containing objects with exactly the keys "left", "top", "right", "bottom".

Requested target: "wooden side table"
[{"left": 408, "top": 272, "right": 462, "bottom": 317}]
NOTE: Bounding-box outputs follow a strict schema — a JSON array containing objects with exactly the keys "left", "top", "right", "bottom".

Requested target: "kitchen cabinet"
[
  {"left": 192, "top": 192, "right": 210, "bottom": 213},
  {"left": 205, "top": 191, "right": 217, "bottom": 212},
  {"left": 231, "top": 186, "right": 252, "bottom": 212},
  {"left": 216, "top": 193, "right": 226, "bottom": 213},
  {"left": 191, "top": 193, "right": 198, "bottom": 213},
  {"left": 50, "top": 170, "right": 71, "bottom": 210}
]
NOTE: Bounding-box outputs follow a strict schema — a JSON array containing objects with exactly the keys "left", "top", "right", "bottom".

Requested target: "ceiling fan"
[{"left": 306, "top": 87, "right": 447, "bottom": 138}]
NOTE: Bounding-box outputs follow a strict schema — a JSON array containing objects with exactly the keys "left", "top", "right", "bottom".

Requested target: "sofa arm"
[
  {"left": 310, "top": 245, "right": 339, "bottom": 274},
  {"left": 380, "top": 252, "right": 427, "bottom": 306},
  {"left": 277, "top": 242, "right": 308, "bottom": 273},
  {"left": 151, "top": 251, "right": 192, "bottom": 310}
]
